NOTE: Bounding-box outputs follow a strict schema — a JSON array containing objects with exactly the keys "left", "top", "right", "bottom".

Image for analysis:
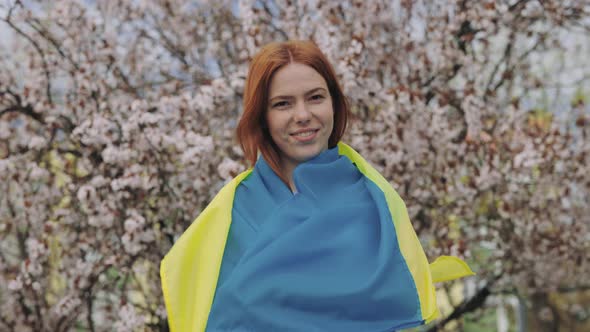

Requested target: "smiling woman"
[
  {"left": 265, "top": 62, "right": 334, "bottom": 192},
  {"left": 160, "top": 40, "right": 474, "bottom": 332},
  {"left": 236, "top": 40, "right": 350, "bottom": 191}
]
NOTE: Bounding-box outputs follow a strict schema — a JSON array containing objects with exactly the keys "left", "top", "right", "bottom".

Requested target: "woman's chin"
[{"left": 292, "top": 144, "right": 327, "bottom": 162}]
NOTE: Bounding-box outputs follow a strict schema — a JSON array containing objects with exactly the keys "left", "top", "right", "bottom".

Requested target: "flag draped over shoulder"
[{"left": 160, "top": 142, "right": 474, "bottom": 332}]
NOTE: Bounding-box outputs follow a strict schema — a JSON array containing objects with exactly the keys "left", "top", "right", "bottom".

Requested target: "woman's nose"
[{"left": 293, "top": 102, "right": 311, "bottom": 123}]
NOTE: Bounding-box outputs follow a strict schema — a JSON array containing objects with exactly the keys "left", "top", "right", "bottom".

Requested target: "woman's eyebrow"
[
  {"left": 304, "top": 87, "right": 327, "bottom": 96},
  {"left": 269, "top": 87, "right": 327, "bottom": 102}
]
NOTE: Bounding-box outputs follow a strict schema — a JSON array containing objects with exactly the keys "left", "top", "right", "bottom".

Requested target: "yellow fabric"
[
  {"left": 337, "top": 142, "right": 439, "bottom": 323},
  {"left": 160, "top": 171, "right": 252, "bottom": 332},
  {"left": 429, "top": 255, "right": 475, "bottom": 283},
  {"left": 160, "top": 142, "right": 474, "bottom": 331}
]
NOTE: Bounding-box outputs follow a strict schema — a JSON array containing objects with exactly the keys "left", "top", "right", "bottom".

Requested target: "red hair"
[{"left": 236, "top": 40, "right": 350, "bottom": 184}]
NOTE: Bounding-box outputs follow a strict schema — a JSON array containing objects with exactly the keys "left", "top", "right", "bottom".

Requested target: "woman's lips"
[{"left": 291, "top": 129, "right": 319, "bottom": 142}]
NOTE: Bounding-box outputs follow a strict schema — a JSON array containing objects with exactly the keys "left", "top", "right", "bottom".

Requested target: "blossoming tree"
[{"left": 0, "top": 0, "right": 588, "bottom": 331}]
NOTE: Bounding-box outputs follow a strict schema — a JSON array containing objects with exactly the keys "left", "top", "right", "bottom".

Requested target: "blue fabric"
[{"left": 206, "top": 147, "right": 424, "bottom": 331}]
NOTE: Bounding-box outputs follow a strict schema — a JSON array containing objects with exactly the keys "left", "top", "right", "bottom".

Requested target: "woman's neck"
[{"left": 280, "top": 159, "right": 299, "bottom": 193}]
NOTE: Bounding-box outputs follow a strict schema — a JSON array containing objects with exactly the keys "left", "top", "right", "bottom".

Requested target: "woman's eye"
[
  {"left": 310, "top": 94, "right": 324, "bottom": 101},
  {"left": 273, "top": 101, "right": 289, "bottom": 108}
]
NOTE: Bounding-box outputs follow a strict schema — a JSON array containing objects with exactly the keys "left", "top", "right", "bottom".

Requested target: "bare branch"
[
  {"left": 2, "top": 16, "right": 54, "bottom": 105},
  {"left": 427, "top": 280, "right": 495, "bottom": 332},
  {"left": 25, "top": 17, "right": 80, "bottom": 70},
  {"left": 484, "top": 39, "right": 513, "bottom": 100},
  {"left": 0, "top": 104, "right": 45, "bottom": 124}
]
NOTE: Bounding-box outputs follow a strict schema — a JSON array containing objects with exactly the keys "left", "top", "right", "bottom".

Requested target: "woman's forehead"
[{"left": 268, "top": 63, "right": 328, "bottom": 98}]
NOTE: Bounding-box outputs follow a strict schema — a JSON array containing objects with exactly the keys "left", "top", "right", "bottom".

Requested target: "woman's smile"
[
  {"left": 265, "top": 62, "right": 334, "bottom": 175},
  {"left": 291, "top": 128, "right": 319, "bottom": 142}
]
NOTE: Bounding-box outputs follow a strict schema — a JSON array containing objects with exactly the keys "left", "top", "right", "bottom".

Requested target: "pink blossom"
[{"left": 0, "top": 1, "right": 588, "bottom": 330}]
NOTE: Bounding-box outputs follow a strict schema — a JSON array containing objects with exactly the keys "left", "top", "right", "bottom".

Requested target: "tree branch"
[
  {"left": 0, "top": 103, "right": 45, "bottom": 125},
  {"left": 426, "top": 281, "right": 494, "bottom": 332},
  {"left": 2, "top": 14, "right": 54, "bottom": 105},
  {"left": 484, "top": 39, "right": 513, "bottom": 100},
  {"left": 25, "top": 17, "right": 80, "bottom": 70}
]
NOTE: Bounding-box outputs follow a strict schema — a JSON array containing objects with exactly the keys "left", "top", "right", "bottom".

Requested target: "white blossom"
[
  {"left": 1, "top": 1, "right": 588, "bottom": 330},
  {"left": 217, "top": 157, "right": 244, "bottom": 181},
  {"left": 114, "top": 304, "right": 145, "bottom": 332},
  {"left": 27, "top": 135, "right": 47, "bottom": 150}
]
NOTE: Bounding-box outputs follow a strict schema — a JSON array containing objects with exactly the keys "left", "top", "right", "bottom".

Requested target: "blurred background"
[{"left": 0, "top": 0, "right": 589, "bottom": 331}]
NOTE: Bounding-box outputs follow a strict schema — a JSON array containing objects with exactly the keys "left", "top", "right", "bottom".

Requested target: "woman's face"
[{"left": 266, "top": 63, "right": 334, "bottom": 172}]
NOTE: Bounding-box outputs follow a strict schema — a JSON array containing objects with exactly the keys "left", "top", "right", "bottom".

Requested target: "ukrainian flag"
[{"left": 160, "top": 142, "right": 474, "bottom": 331}]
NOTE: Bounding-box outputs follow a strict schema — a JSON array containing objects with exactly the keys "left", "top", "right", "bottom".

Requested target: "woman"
[{"left": 161, "top": 40, "right": 473, "bottom": 332}]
